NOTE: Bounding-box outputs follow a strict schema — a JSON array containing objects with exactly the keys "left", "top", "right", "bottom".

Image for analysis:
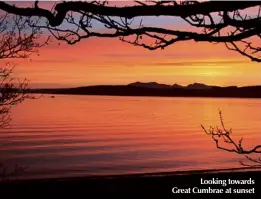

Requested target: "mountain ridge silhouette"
[{"left": 28, "top": 81, "right": 261, "bottom": 98}]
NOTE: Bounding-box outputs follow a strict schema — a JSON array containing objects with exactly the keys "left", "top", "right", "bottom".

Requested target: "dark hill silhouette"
[
  {"left": 128, "top": 82, "right": 172, "bottom": 89},
  {"left": 28, "top": 82, "right": 261, "bottom": 99},
  {"left": 172, "top": 83, "right": 184, "bottom": 89},
  {"left": 186, "top": 83, "right": 212, "bottom": 90},
  {"left": 128, "top": 82, "right": 235, "bottom": 90}
]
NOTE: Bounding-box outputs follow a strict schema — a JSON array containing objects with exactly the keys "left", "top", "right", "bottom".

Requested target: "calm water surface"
[{"left": 0, "top": 95, "right": 260, "bottom": 179}]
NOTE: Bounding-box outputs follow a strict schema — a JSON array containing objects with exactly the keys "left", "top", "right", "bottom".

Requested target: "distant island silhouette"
[{"left": 29, "top": 82, "right": 261, "bottom": 98}]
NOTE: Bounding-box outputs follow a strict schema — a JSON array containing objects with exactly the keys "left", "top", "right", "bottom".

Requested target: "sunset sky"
[{"left": 3, "top": 1, "right": 261, "bottom": 88}]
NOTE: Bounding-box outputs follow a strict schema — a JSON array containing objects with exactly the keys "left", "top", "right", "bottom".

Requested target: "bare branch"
[
  {"left": 0, "top": 163, "right": 28, "bottom": 183},
  {"left": 0, "top": 1, "right": 259, "bottom": 26},
  {"left": 0, "top": 12, "right": 48, "bottom": 182},
  {"left": 202, "top": 111, "right": 261, "bottom": 168},
  {"left": 1, "top": 1, "right": 261, "bottom": 62}
]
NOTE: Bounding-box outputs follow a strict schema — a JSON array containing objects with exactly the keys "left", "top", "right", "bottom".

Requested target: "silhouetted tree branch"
[
  {"left": 0, "top": 1, "right": 261, "bottom": 61},
  {"left": 0, "top": 163, "right": 28, "bottom": 183},
  {"left": 0, "top": 13, "right": 48, "bottom": 180},
  {"left": 201, "top": 110, "right": 261, "bottom": 168},
  {"left": 0, "top": 13, "right": 48, "bottom": 128},
  {"left": 0, "top": 63, "right": 33, "bottom": 128}
]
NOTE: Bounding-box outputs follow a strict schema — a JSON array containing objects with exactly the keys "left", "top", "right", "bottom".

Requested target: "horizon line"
[{"left": 28, "top": 81, "right": 261, "bottom": 90}]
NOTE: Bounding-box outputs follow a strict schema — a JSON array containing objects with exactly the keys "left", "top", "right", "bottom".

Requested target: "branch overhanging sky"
[{"left": 1, "top": 1, "right": 261, "bottom": 88}]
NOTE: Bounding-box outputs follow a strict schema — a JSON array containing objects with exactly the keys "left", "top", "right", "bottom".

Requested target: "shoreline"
[
  {"left": 1, "top": 167, "right": 261, "bottom": 197},
  {"left": 9, "top": 166, "right": 261, "bottom": 182},
  {"left": 34, "top": 92, "right": 261, "bottom": 99},
  {"left": 27, "top": 84, "right": 261, "bottom": 99}
]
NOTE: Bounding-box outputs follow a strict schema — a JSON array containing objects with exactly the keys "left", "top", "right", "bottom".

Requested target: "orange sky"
[
  {"left": 7, "top": 36, "right": 259, "bottom": 88},
  {"left": 2, "top": 1, "right": 261, "bottom": 88}
]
